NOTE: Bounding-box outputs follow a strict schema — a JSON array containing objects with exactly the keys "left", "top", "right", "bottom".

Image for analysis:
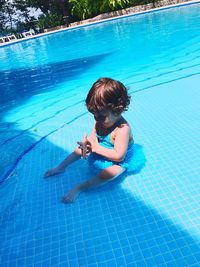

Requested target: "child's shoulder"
[
  {"left": 112, "top": 117, "right": 130, "bottom": 134},
  {"left": 118, "top": 116, "right": 131, "bottom": 129},
  {"left": 115, "top": 117, "right": 134, "bottom": 142}
]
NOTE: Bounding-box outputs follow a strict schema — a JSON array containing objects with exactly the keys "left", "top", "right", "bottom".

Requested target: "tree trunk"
[{"left": 59, "top": 0, "right": 70, "bottom": 26}]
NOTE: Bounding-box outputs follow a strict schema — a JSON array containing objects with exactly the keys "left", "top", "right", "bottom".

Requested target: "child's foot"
[
  {"left": 62, "top": 186, "right": 81, "bottom": 203},
  {"left": 44, "top": 167, "right": 64, "bottom": 178}
]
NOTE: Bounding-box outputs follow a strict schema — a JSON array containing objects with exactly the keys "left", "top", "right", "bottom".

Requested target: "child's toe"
[{"left": 62, "top": 195, "right": 74, "bottom": 203}]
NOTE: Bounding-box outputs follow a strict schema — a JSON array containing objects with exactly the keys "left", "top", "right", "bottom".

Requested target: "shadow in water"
[
  {"left": 89, "top": 188, "right": 200, "bottom": 266},
  {"left": 0, "top": 52, "right": 111, "bottom": 112},
  {"left": 66, "top": 150, "right": 200, "bottom": 266},
  {"left": 0, "top": 137, "right": 200, "bottom": 266},
  {"left": 0, "top": 52, "right": 112, "bottom": 181},
  {"left": 0, "top": 120, "right": 43, "bottom": 183}
]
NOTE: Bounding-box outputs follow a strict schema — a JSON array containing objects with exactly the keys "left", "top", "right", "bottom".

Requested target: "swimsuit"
[{"left": 88, "top": 126, "right": 143, "bottom": 173}]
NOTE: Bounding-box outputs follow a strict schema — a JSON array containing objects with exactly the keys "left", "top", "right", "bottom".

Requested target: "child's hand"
[
  {"left": 77, "top": 134, "right": 91, "bottom": 159},
  {"left": 87, "top": 135, "right": 100, "bottom": 153},
  {"left": 44, "top": 167, "right": 64, "bottom": 178}
]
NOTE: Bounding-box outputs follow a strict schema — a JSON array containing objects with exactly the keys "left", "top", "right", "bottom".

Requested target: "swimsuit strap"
[
  {"left": 96, "top": 117, "right": 125, "bottom": 148},
  {"left": 96, "top": 116, "right": 125, "bottom": 137}
]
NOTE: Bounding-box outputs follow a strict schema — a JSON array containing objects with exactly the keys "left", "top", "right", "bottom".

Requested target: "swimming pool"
[{"left": 0, "top": 2, "right": 200, "bottom": 266}]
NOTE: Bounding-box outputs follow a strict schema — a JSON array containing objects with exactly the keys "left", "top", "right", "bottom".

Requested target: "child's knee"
[{"left": 100, "top": 166, "right": 124, "bottom": 180}]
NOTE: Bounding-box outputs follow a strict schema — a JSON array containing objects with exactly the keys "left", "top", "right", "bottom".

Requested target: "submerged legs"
[{"left": 62, "top": 165, "right": 125, "bottom": 203}]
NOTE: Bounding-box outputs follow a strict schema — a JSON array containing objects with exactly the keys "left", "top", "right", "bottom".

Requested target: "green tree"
[
  {"left": 25, "top": 0, "right": 51, "bottom": 14},
  {"left": 69, "top": 0, "right": 91, "bottom": 20},
  {"left": 0, "top": 0, "right": 16, "bottom": 31},
  {"left": 0, "top": 0, "right": 34, "bottom": 33},
  {"left": 0, "top": 0, "right": 158, "bottom": 34},
  {"left": 57, "top": 0, "right": 70, "bottom": 25},
  {"left": 69, "top": 0, "right": 131, "bottom": 20},
  {"left": 25, "top": 0, "right": 70, "bottom": 26},
  {"left": 36, "top": 13, "right": 64, "bottom": 31},
  {"left": 98, "top": 0, "right": 131, "bottom": 13}
]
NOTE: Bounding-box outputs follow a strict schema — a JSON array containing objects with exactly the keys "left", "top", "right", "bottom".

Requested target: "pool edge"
[{"left": 0, "top": 0, "right": 200, "bottom": 48}]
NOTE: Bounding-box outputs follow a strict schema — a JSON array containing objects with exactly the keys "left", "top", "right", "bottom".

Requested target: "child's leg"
[
  {"left": 62, "top": 165, "right": 125, "bottom": 203},
  {"left": 44, "top": 147, "right": 82, "bottom": 178}
]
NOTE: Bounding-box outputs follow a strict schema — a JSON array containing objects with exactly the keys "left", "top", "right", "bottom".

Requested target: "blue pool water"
[{"left": 0, "top": 2, "right": 200, "bottom": 266}]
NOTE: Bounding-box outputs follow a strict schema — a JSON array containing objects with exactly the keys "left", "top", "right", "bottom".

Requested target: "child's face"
[{"left": 93, "top": 109, "right": 120, "bottom": 128}]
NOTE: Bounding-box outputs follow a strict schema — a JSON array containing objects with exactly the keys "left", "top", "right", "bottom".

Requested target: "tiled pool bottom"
[{"left": 0, "top": 74, "right": 199, "bottom": 267}]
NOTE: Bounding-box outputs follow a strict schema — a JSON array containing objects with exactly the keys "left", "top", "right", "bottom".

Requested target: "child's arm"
[
  {"left": 89, "top": 124, "right": 97, "bottom": 139},
  {"left": 77, "top": 126, "right": 96, "bottom": 158},
  {"left": 88, "top": 124, "right": 130, "bottom": 162},
  {"left": 44, "top": 128, "right": 96, "bottom": 177}
]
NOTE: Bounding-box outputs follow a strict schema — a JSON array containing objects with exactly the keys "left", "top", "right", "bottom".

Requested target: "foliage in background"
[
  {"left": 69, "top": 0, "right": 132, "bottom": 20},
  {"left": 37, "top": 13, "right": 64, "bottom": 31},
  {"left": 0, "top": 0, "right": 37, "bottom": 34},
  {"left": 0, "top": 0, "right": 158, "bottom": 35},
  {"left": 25, "top": 0, "right": 70, "bottom": 25},
  {"left": 0, "top": 0, "right": 70, "bottom": 34}
]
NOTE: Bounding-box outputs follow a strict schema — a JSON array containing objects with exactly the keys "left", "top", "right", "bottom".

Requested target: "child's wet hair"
[{"left": 86, "top": 77, "right": 131, "bottom": 114}]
